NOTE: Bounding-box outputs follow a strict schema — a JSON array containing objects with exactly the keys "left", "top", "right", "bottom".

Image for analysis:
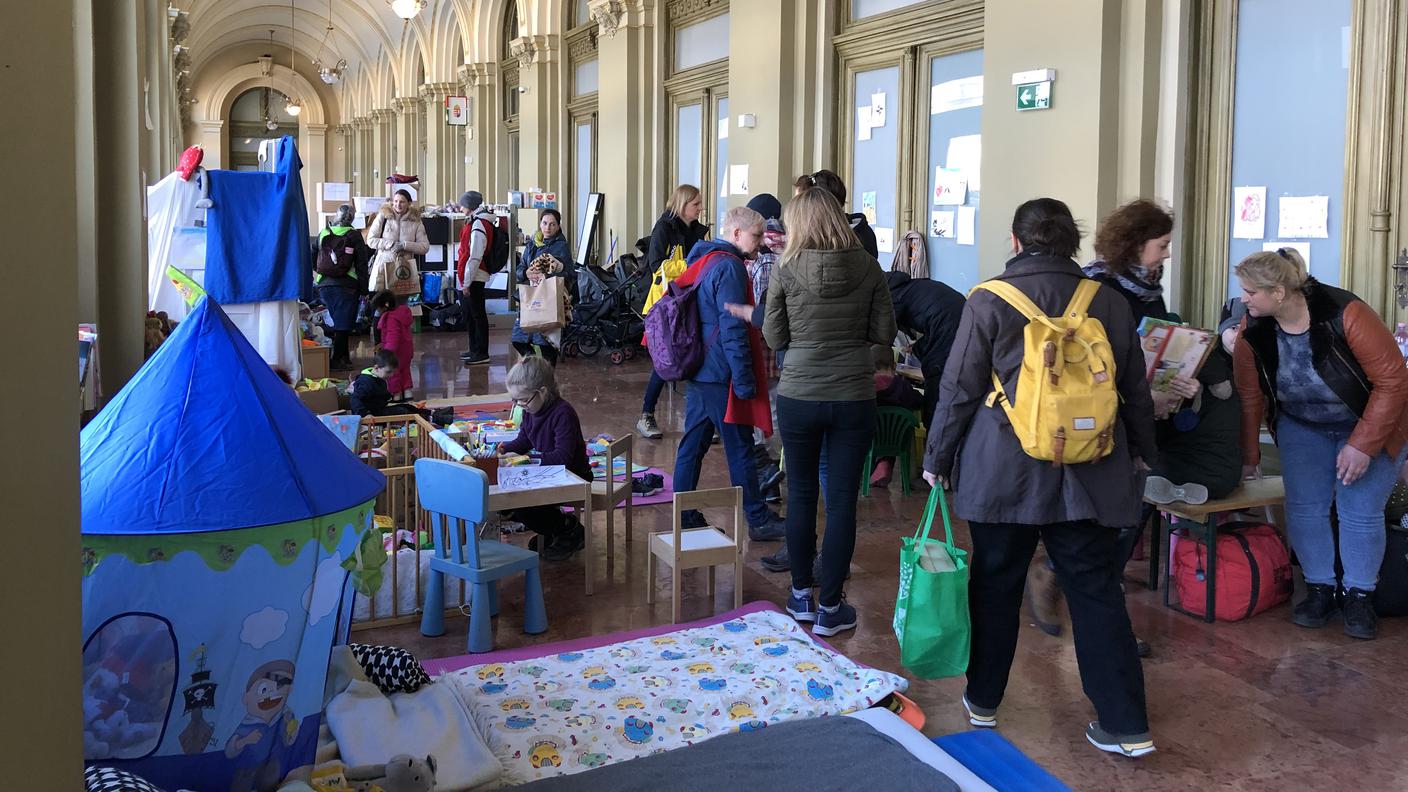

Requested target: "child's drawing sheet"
[{"left": 496, "top": 465, "right": 579, "bottom": 490}]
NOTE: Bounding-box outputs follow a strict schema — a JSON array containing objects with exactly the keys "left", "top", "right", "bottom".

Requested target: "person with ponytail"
[
  {"left": 1233, "top": 248, "right": 1408, "bottom": 640},
  {"left": 923, "top": 197, "right": 1157, "bottom": 759}
]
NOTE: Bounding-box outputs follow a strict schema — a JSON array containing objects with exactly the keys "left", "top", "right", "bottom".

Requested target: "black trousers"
[
  {"left": 967, "top": 519, "right": 1149, "bottom": 736},
  {"left": 509, "top": 505, "right": 569, "bottom": 538},
  {"left": 460, "top": 282, "right": 489, "bottom": 358}
]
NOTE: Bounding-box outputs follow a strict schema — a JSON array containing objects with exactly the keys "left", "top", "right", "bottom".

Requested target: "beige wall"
[{"left": 1, "top": 0, "right": 81, "bottom": 774}]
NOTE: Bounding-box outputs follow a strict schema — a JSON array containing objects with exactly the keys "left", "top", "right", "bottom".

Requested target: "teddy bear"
[
  {"left": 344, "top": 754, "right": 437, "bottom": 792},
  {"left": 144, "top": 316, "right": 167, "bottom": 358}
]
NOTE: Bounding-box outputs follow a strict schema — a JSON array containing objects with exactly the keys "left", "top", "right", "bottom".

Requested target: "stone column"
[
  {"left": 353, "top": 116, "right": 374, "bottom": 194},
  {"left": 334, "top": 124, "right": 354, "bottom": 183},
  {"left": 93, "top": 0, "right": 148, "bottom": 390},
  {"left": 392, "top": 96, "right": 421, "bottom": 178},
  {"left": 592, "top": 0, "right": 659, "bottom": 246},
  {"left": 420, "top": 82, "right": 458, "bottom": 204},
  {"left": 459, "top": 63, "right": 501, "bottom": 197},
  {"left": 726, "top": 1, "right": 814, "bottom": 207},
  {"left": 302, "top": 122, "right": 328, "bottom": 229},
  {"left": 371, "top": 108, "right": 396, "bottom": 188},
  {"left": 513, "top": 34, "right": 564, "bottom": 200},
  {"left": 3, "top": 0, "right": 81, "bottom": 769}
]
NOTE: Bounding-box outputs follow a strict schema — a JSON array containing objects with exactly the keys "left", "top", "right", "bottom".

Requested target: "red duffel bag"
[{"left": 1172, "top": 521, "right": 1293, "bottom": 621}]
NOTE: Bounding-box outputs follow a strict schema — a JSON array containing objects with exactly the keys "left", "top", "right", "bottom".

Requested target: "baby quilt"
[{"left": 445, "top": 609, "right": 906, "bottom": 784}]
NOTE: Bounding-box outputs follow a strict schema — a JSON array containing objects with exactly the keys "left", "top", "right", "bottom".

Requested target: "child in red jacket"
[{"left": 371, "top": 290, "right": 414, "bottom": 398}]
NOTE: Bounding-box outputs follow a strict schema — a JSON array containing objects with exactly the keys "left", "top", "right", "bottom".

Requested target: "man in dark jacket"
[
  {"left": 885, "top": 270, "right": 966, "bottom": 429},
  {"left": 672, "top": 207, "right": 786, "bottom": 541}
]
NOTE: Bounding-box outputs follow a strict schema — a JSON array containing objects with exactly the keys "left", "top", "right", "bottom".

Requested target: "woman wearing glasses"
[{"left": 498, "top": 357, "right": 592, "bottom": 561}]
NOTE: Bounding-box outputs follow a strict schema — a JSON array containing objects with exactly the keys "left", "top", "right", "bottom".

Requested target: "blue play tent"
[{"left": 80, "top": 298, "right": 385, "bottom": 791}]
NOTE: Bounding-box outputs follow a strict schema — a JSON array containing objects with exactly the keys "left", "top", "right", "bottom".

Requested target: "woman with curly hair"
[{"left": 1083, "top": 199, "right": 1174, "bottom": 324}]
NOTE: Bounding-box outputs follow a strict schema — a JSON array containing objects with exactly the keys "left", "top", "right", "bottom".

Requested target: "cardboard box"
[
  {"left": 296, "top": 386, "right": 340, "bottom": 414},
  {"left": 385, "top": 182, "right": 419, "bottom": 201},
  {"left": 354, "top": 195, "right": 388, "bottom": 215},
  {"left": 317, "top": 182, "right": 352, "bottom": 212},
  {"left": 302, "top": 345, "right": 330, "bottom": 380}
]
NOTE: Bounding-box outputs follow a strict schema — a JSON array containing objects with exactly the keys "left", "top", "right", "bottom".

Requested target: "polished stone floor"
[{"left": 356, "top": 328, "right": 1408, "bottom": 791}]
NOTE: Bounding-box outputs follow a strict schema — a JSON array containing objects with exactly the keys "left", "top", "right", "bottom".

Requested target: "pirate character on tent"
[{"left": 80, "top": 297, "right": 386, "bottom": 792}]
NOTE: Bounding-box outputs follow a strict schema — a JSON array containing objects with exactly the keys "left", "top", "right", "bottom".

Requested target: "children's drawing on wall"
[
  {"left": 1233, "top": 186, "right": 1266, "bottom": 239},
  {"left": 861, "top": 191, "right": 878, "bottom": 225},
  {"left": 931, "top": 211, "right": 955, "bottom": 239}
]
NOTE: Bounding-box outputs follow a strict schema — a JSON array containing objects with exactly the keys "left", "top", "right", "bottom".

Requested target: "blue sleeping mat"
[{"left": 932, "top": 731, "right": 1072, "bottom": 792}]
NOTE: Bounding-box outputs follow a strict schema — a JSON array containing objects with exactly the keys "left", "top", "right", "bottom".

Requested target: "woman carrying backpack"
[
  {"left": 923, "top": 198, "right": 1158, "bottom": 759},
  {"left": 314, "top": 204, "right": 371, "bottom": 370}
]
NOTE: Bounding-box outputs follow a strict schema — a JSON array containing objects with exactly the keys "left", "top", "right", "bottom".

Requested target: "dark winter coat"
[
  {"left": 885, "top": 270, "right": 966, "bottom": 378},
  {"left": 924, "top": 252, "right": 1157, "bottom": 528},
  {"left": 763, "top": 247, "right": 896, "bottom": 402},
  {"left": 685, "top": 240, "right": 758, "bottom": 399},
  {"left": 645, "top": 212, "right": 710, "bottom": 274},
  {"left": 499, "top": 395, "right": 593, "bottom": 482},
  {"left": 847, "top": 213, "right": 880, "bottom": 261}
]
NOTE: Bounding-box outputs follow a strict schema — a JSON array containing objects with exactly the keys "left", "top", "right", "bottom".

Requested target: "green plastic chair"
[{"left": 862, "top": 407, "right": 920, "bottom": 496}]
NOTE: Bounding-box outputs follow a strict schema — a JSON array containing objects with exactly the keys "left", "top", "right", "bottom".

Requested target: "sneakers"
[
  {"left": 760, "top": 466, "right": 786, "bottom": 492},
  {"left": 429, "top": 407, "right": 455, "bottom": 427},
  {"left": 760, "top": 546, "right": 790, "bottom": 573},
  {"left": 1292, "top": 582, "right": 1341, "bottom": 628},
  {"left": 786, "top": 589, "right": 818, "bottom": 623},
  {"left": 631, "top": 473, "right": 664, "bottom": 497},
  {"left": 1343, "top": 587, "right": 1377, "bottom": 640},
  {"left": 870, "top": 458, "right": 894, "bottom": 490},
  {"left": 1144, "top": 475, "right": 1209, "bottom": 506},
  {"left": 542, "top": 519, "right": 586, "bottom": 562},
  {"left": 1085, "top": 722, "right": 1156, "bottom": 758},
  {"left": 636, "top": 413, "right": 664, "bottom": 440},
  {"left": 1135, "top": 637, "right": 1152, "bottom": 658},
  {"left": 812, "top": 597, "right": 857, "bottom": 637},
  {"left": 764, "top": 486, "right": 782, "bottom": 504},
  {"left": 747, "top": 515, "right": 787, "bottom": 542},
  {"left": 681, "top": 510, "right": 708, "bottom": 530},
  {"left": 962, "top": 694, "right": 998, "bottom": 729}
]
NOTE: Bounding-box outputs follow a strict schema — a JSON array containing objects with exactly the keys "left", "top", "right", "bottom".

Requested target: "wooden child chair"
[
  {"left": 590, "top": 434, "right": 636, "bottom": 558},
  {"left": 415, "top": 458, "right": 548, "bottom": 653},
  {"left": 648, "top": 487, "right": 744, "bottom": 624}
]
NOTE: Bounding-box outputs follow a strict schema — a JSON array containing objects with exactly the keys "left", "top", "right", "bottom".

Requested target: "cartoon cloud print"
[
  {"left": 303, "top": 552, "right": 345, "bottom": 626},
  {"left": 240, "top": 607, "right": 289, "bottom": 650}
]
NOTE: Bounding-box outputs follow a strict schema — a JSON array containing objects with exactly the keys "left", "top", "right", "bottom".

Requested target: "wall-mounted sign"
[{"left": 445, "top": 95, "right": 469, "bottom": 126}]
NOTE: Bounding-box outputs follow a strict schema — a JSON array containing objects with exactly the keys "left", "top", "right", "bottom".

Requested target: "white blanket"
[{"left": 326, "top": 680, "right": 503, "bottom": 791}]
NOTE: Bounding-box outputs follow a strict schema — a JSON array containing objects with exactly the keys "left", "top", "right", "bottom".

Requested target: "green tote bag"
[{"left": 892, "top": 486, "right": 970, "bottom": 679}]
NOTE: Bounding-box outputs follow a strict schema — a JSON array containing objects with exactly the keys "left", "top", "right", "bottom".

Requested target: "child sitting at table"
[
  {"left": 499, "top": 356, "right": 592, "bottom": 561},
  {"left": 370, "top": 290, "right": 414, "bottom": 399},
  {"left": 349, "top": 349, "right": 452, "bottom": 424},
  {"left": 871, "top": 344, "right": 923, "bottom": 489}
]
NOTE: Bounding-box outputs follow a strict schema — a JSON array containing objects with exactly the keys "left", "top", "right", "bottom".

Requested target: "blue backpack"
[{"left": 645, "top": 252, "right": 724, "bottom": 381}]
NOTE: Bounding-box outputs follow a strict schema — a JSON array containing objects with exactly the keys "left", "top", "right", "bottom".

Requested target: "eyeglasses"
[{"left": 512, "top": 388, "right": 543, "bottom": 407}]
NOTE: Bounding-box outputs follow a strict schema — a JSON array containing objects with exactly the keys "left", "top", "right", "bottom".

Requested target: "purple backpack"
[{"left": 645, "top": 252, "right": 723, "bottom": 381}]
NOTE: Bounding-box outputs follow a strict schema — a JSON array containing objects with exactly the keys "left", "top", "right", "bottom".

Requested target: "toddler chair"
[
  {"left": 415, "top": 458, "right": 547, "bottom": 652},
  {"left": 591, "top": 434, "right": 636, "bottom": 558},
  {"left": 862, "top": 406, "right": 920, "bottom": 496},
  {"left": 648, "top": 487, "right": 743, "bottom": 623}
]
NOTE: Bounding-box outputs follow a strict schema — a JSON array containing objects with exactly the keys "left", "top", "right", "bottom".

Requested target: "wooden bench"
[{"left": 1145, "top": 476, "right": 1286, "bottom": 623}]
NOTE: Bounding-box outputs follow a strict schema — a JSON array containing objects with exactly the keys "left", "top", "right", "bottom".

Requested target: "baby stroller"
[{"left": 560, "top": 253, "right": 648, "bottom": 364}]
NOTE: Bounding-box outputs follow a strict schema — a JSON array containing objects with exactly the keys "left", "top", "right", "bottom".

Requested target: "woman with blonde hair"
[
  {"left": 1233, "top": 247, "right": 1408, "bottom": 640},
  {"left": 763, "top": 187, "right": 895, "bottom": 636}
]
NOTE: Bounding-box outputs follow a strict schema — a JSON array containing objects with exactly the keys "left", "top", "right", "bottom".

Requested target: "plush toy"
[
  {"left": 344, "top": 755, "right": 437, "bottom": 792},
  {"left": 144, "top": 316, "right": 167, "bottom": 358}
]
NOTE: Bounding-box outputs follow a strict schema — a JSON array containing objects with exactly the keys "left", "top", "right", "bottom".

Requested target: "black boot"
[
  {"left": 1291, "top": 583, "right": 1341, "bottom": 628},
  {"left": 1342, "top": 587, "right": 1377, "bottom": 640}
]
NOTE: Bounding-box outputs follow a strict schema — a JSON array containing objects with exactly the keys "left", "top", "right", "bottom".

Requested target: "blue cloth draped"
[{"left": 204, "top": 136, "right": 312, "bottom": 304}]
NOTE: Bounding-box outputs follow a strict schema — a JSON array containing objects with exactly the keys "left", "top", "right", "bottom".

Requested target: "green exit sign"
[{"left": 1016, "top": 81, "right": 1052, "bottom": 111}]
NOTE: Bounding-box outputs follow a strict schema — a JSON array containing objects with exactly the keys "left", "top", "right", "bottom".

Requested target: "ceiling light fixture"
[
  {"left": 284, "top": 0, "right": 302, "bottom": 117},
  {"left": 389, "top": 0, "right": 427, "bottom": 21},
  {"left": 263, "top": 31, "right": 281, "bottom": 130},
  {"left": 312, "top": 0, "right": 346, "bottom": 84}
]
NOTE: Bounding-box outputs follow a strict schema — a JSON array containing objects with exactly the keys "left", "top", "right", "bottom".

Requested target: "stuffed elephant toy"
[{"left": 344, "top": 754, "right": 437, "bottom": 792}]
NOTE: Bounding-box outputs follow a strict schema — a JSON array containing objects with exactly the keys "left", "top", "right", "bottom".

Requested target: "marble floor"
[{"left": 355, "top": 328, "right": 1408, "bottom": 791}]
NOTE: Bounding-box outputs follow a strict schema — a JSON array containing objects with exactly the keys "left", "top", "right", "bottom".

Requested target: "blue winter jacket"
[{"left": 686, "top": 239, "right": 756, "bottom": 400}]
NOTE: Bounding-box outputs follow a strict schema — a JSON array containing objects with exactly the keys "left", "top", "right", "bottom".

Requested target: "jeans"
[
  {"left": 672, "top": 382, "right": 772, "bottom": 527},
  {"left": 777, "top": 396, "right": 876, "bottom": 606},
  {"left": 460, "top": 282, "right": 488, "bottom": 358},
  {"left": 968, "top": 520, "right": 1148, "bottom": 736},
  {"left": 1277, "top": 414, "right": 1406, "bottom": 591},
  {"left": 642, "top": 370, "right": 666, "bottom": 414}
]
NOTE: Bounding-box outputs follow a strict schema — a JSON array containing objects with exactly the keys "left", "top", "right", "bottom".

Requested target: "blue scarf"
[{"left": 1082, "top": 260, "right": 1163, "bottom": 303}]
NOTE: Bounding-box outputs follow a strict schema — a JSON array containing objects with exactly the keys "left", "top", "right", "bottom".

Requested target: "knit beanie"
[
  {"left": 746, "top": 193, "right": 783, "bottom": 222},
  {"left": 459, "top": 191, "right": 484, "bottom": 211}
]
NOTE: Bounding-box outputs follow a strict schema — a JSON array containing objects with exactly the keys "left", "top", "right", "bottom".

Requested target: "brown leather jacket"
[{"left": 1233, "top": 280, "right": 1408, "bottom": 465}]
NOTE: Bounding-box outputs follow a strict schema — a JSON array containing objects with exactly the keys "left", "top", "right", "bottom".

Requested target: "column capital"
[
  {"left": 391, "top": 96, "right": 421, "bottom": 115},
  {"left": 588, "top": 0, "right": 626, "bottom": 38},
  {"left": 457, "top": 62, "right": 496, "bottom": 90},
  {"left": 419, "top": 81, "right": 459, "bottom": 102},
  {"left": 371, "top": 108, "right": 397, "bottom": 121},
  {"left": 197, "top": 120, "right": 224, "bottom": 133},
  {"left": 334, "top": 123, "right": 354, "bottom": 136},
  {"left": 511, "top": 35, "right": 559, "bottom": 67},
  {"left": 303, "top": 123, "right": 329, "bottom": 134}
]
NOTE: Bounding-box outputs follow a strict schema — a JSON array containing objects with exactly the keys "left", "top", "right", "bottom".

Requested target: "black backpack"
[
  {"left": 478, "top": 215, "right": 511, "bottom": 275},
  {"left": 317, "top": 230, "right": 357, "bottom": 278}
]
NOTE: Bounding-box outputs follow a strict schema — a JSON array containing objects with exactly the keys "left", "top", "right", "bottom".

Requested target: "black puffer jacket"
[
  {"left": 885, "top": 271, "right": 966, "bottom": 377},
  {"left": 644, "top": 212, "right": 709, "bottom": 274}
]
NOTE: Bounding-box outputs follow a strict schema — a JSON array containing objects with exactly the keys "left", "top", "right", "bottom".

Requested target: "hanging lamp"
[{"left": 284, "top": 0, "right": 303, "bottom": 117}]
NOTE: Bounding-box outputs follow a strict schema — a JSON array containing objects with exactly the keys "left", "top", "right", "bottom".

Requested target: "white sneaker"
[{"left": 1144, "top": 475, "right": 1209, "bottom": 505}]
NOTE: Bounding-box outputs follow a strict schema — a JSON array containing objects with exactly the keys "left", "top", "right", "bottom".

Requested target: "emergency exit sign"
[{"left": 1016, "top": 81, "right": 1051, "bottom": 111}]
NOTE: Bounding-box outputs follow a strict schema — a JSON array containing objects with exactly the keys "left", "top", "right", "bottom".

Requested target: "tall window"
[{"left": 665, "top": 5, "right": 729, "bottom": 231}]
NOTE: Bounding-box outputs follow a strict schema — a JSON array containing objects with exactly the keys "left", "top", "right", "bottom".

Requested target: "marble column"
[
  {"left": 371, "top": 108, "right": 396, "bottom": 188},
  {"left": 353, "top": 116, "right": 374, "bottom": 194},
  {"left": 459, "top": 62, "right": 501, "bottom": 197},
  {"left": 591, "top": 0, "right": 659, "bottom": 245},
  {"left": 512, "top": 34, "right": 564, "bottom": 201},
  {"left": 301, "top": 122, "right": 328, "bottom": 228},
  {"left": 420, "top": 82, "right": 459, "bottom": 204},
  {"left": 392, "top": 95, "right": 421, "bottom": 179}
]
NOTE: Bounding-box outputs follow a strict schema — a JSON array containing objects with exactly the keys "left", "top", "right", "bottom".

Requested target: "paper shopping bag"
[
  {"left": 893, "top": 486, "right": 970, "bottom": 679},
  {"left": 383, "top": 254, "right": 420, "bottom": 297},
  {"left": 518, "top": 277, "right": 566, "bottom": 333}
]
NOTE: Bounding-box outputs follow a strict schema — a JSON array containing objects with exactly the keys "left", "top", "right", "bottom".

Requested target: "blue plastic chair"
[{"left": 415, "top": 458, "right": 547, "bottom": 653}]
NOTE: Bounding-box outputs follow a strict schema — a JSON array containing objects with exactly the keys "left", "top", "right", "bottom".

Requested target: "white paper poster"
[
  {"left": 870, "top": 92, "right": 887, "bottom": 128},
  {"left": 933, "top": 168, "right": 967, "bottom": 205},
  {"left": 874, "top": 227, "right": 895, "bottom": 255},
  {"left": 857, "top": 107, "right": 873, "bottom": 141},
  {"left": 718, "top": 118, "right": 729, "bottom": 140},
  {"left": 729, "top": 164, "right": 750, "bottom": 196},
  {"left": 956, "top": 206, "right": 976, "bottom": 246},
  {"left": 1232, "top": 186, "right": 1267, "bottom": 239},
  {"left": 1277, "top": 195, "right": 1329, "bottom": 238},
  {"left": 931, "top": 76, "right": 984, "bottom": 115},
  {"left": 945, "top": 134, "right": 982, "bottom": 192},
  {"left": 1262, "top": 241, "right": 1311, "bottom": 269},
  {"left": 930, "top": 211, "right": 955, "bottom": 239}
]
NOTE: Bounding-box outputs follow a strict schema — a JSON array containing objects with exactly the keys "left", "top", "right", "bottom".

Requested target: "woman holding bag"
[
  {"left": 512, "top": 209, "right": 572, "bottom": 364},
  {"left": 923, "top": 198, "right": 1157, "bottom": 759},
  {"left": 366, "top": 189, "right": 430, "bottom": 297}
]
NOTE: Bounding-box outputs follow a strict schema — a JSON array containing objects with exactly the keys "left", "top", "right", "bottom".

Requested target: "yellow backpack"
[
  {"left": 642, "top": 245, "right": 689, "bottom": 316},
  {"left": 972, "top": 278, "right": 1118, "bottom": 465}
]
